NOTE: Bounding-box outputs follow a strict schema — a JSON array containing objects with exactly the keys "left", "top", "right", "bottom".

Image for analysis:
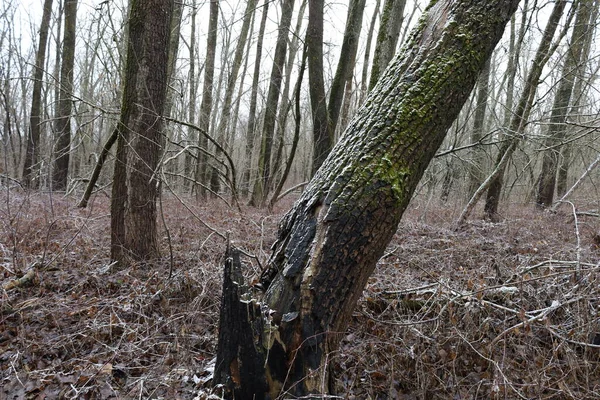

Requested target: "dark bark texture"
[
  {"left": 307, "top": 0, "right": 330, "bottom": 176},
  {"left": 110, "top": 0, "right": 173, "bottom": 263},
  {"left": 214, "top": 0, "right": 519, "bottom": 397}
]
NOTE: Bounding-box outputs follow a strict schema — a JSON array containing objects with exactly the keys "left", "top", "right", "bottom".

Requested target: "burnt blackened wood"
[{"left": 214, "top": 247, "right": 269, "bottom": 398}]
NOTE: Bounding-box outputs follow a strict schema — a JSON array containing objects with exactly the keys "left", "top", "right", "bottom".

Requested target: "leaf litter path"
[{"left": 1, "top": 190, "right": 599, "bottom": 399}]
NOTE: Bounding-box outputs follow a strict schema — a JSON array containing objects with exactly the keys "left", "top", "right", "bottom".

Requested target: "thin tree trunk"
[
  {"left": 194, "top": 0, "right": 218, "bottom": 199},
  {"left": 22, "top": 0, "right": 53, "bottom": 188},
  {"left": 327, "top": 0, "right": 366, "bottom": 136},
  {"left": 209, "top": 0, "right": 257, "bottom": 196},
  {"left": 184, "top": 0, "right": 198, "bottom": 191},
  {"left": 241, "top": 0, "right": 269, "bottom": 198},
  {"left": 359, "top": 0, "right": 380, "bottom": 104},
  {"left": 52, "top": 0, "right": 77, "bottom": 191},
  {"left": 78, "top": 128, "right": 118, "bottom": 208},
  {"left": 271, "top": 0, "right": 307, "bottom": 190},
  {"left": 306, "top": 0, "right": 330, "bottom": 176},
  {"left": 270, "top": 45, "right": 308, "bottom": 208},
  {"left": 368, "top": 0, "right": 406, "bottom": 91},
  {"left": 467, "top": 58, "right": 490, "bottom": 197},
  {"left": 214, "top": 1, "right": 519, "bottom": 397},
  {"left": 250, "top": 0, "right": 295, "bottom": 206}
]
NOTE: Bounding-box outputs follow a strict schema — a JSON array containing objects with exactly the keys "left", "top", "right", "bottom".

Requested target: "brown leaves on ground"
[{"left": 1, "top": 188, "right": 599, "bottom": 399}]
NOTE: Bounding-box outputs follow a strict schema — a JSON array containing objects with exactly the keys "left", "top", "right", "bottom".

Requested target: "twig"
[
  {"left": 565, "top": 201, "right": 582, "bottom": 278},
  {"left": 158, "top": 185, "right": 175, "bottom": 280}
]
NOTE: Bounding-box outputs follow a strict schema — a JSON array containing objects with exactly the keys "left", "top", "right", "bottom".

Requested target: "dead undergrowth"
[{"left": 1, "top": 186, "right": 599, "bottom": 399}]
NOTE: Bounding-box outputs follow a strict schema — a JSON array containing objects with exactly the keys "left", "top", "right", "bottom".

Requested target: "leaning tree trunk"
[{"left": 214, "top": 0, "right": 519, "bottom": 397}]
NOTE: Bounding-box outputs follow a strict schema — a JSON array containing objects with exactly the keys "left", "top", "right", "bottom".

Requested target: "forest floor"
[{"left": 1, "top": 186, "right": 600, "bottom": 399}]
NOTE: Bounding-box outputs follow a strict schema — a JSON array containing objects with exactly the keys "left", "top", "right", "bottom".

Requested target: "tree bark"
[
  {"left": 306, "top": 0, "right": 330, "bottom": 176},
  {"left": 110, "top": 0, "right": 174, "bottom": 263},
  {"left": 214, "top": 0, "right": 519, "bottom": 397},
  {"left": 52, "top": 0, "right": 78, "bottom": 191},
  {"left": 22, "top": 0, "right": 53, "bottom": 188}
]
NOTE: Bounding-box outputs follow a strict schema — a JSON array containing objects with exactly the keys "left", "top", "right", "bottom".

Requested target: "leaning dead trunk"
[{"left": 215, "top": 0, "right": 519, "bottom": 397}]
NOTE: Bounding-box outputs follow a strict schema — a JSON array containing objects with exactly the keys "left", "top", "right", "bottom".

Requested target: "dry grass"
[{"left": 1, "top": 186, "right": 599, "bottom": 399}]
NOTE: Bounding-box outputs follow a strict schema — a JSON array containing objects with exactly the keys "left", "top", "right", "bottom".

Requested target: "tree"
[
  {"left": 556, "top": 0, "right": 599, "bottom": 197},
  {"left": 110, "top": 0, "right": 174, "bottom": 263},
  {"left": 467, "top": 58, "right": 490, "bottom": 197},
  {"left": 306, "top": 0, "right": 330, "bottom": 176},
  {"left": 481, "top": 0, "right": 568, "bottom": 221},
  {"left": 327, "top": 0, "right": 366, "bottom": 137},
  {"left": 22, "top": 0, "right": 53, "bottom": 188},
  {"left": 368, "top": 0, "right": 406, "bottom": 90},
  {"left": 194, "top": 0, "right": 218, "bottom": 198},
  {"left": 213, "top": 0, "right": 520, "bottom": 397},
  {"left": 536, "top": 0, "right": 596, "bottom": 208},
  {"left": 307, "top": 0, "right": 366, "bottom": 175},
  {"left": 456, "top": 0, "right": 569, "bottom": 224},
  {"left": 250, "top": 0, "right": 295, "bottom": 206},
  {"left": 241, "top": 0, "right": 269, "bottom": 197},
  {"left": 52, "top": 0, "right": 78, "bottom": 191},
  {"left": 209, "top": 0, "right": 257, "bottom": 196}
]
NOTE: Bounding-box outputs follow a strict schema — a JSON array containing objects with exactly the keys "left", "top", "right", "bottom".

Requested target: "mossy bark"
[{"left": 215, "top": 0, "right": 519, "bottom": 397}]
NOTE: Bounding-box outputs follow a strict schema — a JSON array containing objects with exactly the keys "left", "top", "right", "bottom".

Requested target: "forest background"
[{"left": 1, "top": 0, "right": 600, "bottom": 398}]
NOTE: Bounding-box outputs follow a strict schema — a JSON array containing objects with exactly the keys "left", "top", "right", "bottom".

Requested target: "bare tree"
[
  {"left": 22, "top": 0, "right": 53, "bottom": 188},
  {"left": 457, "top": 0, "right": 570, "bottom": 224},
  {"left": 110, "top": 0, "right": 174, "bottom": 263},
  {"left": 536, "top": 0, "right": 596, "bottom": 208},
  {"left": 52, "top": 0, "right": 78, "bottom": 191},
  {"left": 209, "top": 0, "right": 258, "bottom": 196},
  {"left": 368, "top": 0, "right": 406, "bottom": 90},
  {"left": 194, "top": 0, "right": 219, "bottom": 198},
  {"left": 250, "top": 0, "right": 296, "bottom": 206},
  {"left": 241, "top": 0, "right": 269, "bottom": 197}
]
